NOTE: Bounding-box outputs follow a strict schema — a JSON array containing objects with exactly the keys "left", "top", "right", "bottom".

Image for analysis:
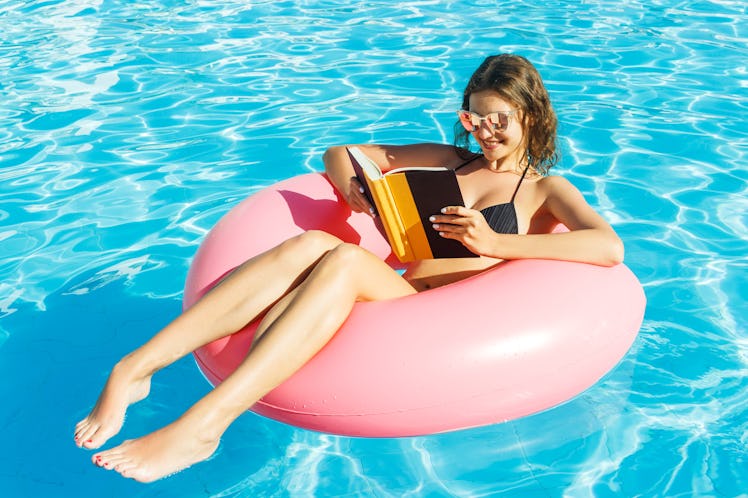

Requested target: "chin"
[
  {"left": 479, "top": 142, "right": 520, "bottom": 164},
  {"left": 480, "top": 149, "right": 504, "bottom": 162}
]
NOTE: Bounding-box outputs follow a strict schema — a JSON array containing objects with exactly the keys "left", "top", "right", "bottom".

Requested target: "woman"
[{"left": 74, "top": 54, "right": 623, "bottom": 482}]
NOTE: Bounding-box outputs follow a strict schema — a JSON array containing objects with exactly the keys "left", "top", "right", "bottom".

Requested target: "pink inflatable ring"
[{"left": 184, "top": 173, "right": 645, "bottom": 437}]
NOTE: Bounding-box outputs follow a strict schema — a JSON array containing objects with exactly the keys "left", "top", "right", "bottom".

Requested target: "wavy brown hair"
[{"left": 454, "top": 54, "right": 558, "bottom": 175}]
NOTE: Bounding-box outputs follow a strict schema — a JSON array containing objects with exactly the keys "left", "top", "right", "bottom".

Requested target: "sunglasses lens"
[
  {"left": 457, "top": 110, "right": 512, "bottom": 132},
  {"left": 488, "top": 113, "right": 509, "bottom": 131}
]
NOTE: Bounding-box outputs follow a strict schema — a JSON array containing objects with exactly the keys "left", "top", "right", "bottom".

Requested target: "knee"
[
  {"left": 319, "top": 243, "right": 367, "bottom": 270},
  {"left": 282, "top": 230, "right": 341, "bottom": 256}
]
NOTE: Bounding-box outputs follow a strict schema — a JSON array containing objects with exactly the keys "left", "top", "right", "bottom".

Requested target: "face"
[{"left": 467, "top": 90, "right": 526, "bottom": 168}]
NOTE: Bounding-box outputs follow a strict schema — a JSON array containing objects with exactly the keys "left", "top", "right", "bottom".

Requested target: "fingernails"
[
  {"left": 429, "top": 216, "right": 436, "bottom": 222},
  {"left": 441, "top": 207, "right": 447, "bottom": 213},
  {"left": 359, "top": 186, "right": 365, "bottom": 194}
]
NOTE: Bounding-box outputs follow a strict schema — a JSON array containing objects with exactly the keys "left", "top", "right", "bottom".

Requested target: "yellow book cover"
[{"left": 346, "top": 147, "right": 477, "bottom": 262}]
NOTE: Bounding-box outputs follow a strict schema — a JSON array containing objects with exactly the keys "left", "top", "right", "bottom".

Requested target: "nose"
[{"left": 477, "top": 120, "right": 495, "bottom": 139}]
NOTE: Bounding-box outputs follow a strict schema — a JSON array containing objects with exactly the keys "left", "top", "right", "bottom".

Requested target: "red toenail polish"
[{"left": 87, "top": 439, "right": 93, "bottom": 443}]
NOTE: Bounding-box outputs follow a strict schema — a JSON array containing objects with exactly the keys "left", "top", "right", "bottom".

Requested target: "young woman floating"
[{"left": 74, "top": 54, "right": 623, "bottom": 482}]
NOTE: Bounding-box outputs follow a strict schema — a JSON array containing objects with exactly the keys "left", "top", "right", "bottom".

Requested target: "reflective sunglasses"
[{"left": 456, "top": 109, "right": 517, "bottom": 133}]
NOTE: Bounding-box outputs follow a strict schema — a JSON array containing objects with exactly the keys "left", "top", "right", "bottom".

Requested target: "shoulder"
[
  {"left": 536, "top": 175, "right": 582, "bottom": 197},
  {"left": 532, "top": 174, "right": 602, "bottom": 226},
  {"left": 537, "top": 174, "right": 574, "bottom": 188},
  {"left": 533, "top": 175, "right": 590, "bottom": 211}
]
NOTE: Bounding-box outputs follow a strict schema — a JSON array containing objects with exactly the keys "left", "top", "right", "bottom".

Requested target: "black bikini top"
[{"left": 455, "top": 155, "right": 530, "bottom": 234}]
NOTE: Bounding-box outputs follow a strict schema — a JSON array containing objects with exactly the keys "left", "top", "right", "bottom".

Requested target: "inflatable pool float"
[{"left": 184, "top": 173, "right": 646, "bottom": 437}]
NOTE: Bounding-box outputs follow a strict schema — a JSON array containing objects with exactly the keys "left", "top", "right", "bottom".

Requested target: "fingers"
[
  {"left": 429, "top": 206, "right": 484, "bottom": 240},
  {"left": 429, "top": 216, "right": 469, "bottom": 238},
  {"left": 439, "top": 205, "right": 471, "bottom": 217},
  {"left": 347, "top": 177, "right": 375, "bottom": 216},
  {"left": 428, "top": 206, "right": 494, "bottom": 256},
  {"left": 429, "top": 206, "right": 477, "bottom": 227}
]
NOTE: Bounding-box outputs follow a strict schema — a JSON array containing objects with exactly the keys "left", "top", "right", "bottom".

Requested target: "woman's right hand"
[
  {"left": 323, "top": 146, "right": 374, "bottom": 217},
  {"left": 346, "top": 176, "right": 375, "bottom": 216}
]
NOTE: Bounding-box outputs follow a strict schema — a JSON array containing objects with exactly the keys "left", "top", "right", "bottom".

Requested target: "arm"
[
  {"left": 433, "top": 176, "right": 624, "bottom": 266},
  {"left": 531, "top": 176, "right": 624, "bottom": 265},
  {"left": 322, "top": 143, "right": 465, "bottom": 214}
]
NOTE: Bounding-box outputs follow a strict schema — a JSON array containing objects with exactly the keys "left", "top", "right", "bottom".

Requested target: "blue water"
[{"left": 1, "top": 0, "right": 746, "bottom": 496}]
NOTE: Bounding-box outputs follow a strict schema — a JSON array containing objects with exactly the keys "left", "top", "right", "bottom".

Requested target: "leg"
[
  {"left": 74, "top": 230, "right": 342, "bottom": 449},
  {"left": 92, "top": 244, "right": 416, "bottom": 482}
]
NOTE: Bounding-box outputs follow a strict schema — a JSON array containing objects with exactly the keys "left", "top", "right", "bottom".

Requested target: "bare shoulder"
[
  {"left": 536, "top": 174, "right": 585, "bottom": 202},
  {"left": 534, "top": 174, "right": 614, "bottom": 231},
  {"left": 537, "top": 174, "right": 576, "bottom": 190}
]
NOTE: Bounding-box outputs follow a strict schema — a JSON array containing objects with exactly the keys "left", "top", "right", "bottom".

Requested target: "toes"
[
  {"left": 74, "top": 419, "right": 89, "bottom": 443},
  {"left": 120, "top": 466, "right": 142, "bottom": 481},
  {"left": 74, "top": 418, "right": 88, "bottom": 434},
  {"left": 82, "top": 427, "right": 112, "bottom": 449},
  {"left": 105, "top": 457, "right": 128, "bottom": 471},
  {"left": 108, "top": 453, "right": 131, "bottom": 469},
  {"left": 114, "top": 459, "right": 138, "bottom": 476},
  {"left": 92, "top": 452, "right": 114, "bottom": 468},
  {"left": 93, "top": 447, "right": 141, "bottom": 479},
  {"left": 122, "top": 466, "right": 156, "bottom": 483},
  {"left": 76, "top": 417, "right": 119, "bottom": 449},
  {"left": 75, "top": 423, "right": 99, "bottom": 449},
  {"left": 93, "top": 446, "right": 125, "bottom": 469},
  {"left": 82, "top": 432, "right": 102, "bottom": 449}
]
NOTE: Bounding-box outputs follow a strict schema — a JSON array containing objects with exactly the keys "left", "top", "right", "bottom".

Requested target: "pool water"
[{"left": 1, "top": 0, "right": 746, "bottom": 496}]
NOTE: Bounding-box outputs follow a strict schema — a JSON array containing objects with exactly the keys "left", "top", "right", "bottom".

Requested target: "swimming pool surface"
[{"left": 1, "top": 0, "right": 746, "bottom": 496}]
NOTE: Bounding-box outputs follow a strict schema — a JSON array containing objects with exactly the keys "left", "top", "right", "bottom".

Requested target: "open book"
[{"left": 346, "top": 146, "right": 477, "bottom": 262}]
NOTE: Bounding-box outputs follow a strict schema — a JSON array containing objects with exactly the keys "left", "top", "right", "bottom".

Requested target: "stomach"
[{"left": 402, "top": 256, "right": 503, "bottom": 291}]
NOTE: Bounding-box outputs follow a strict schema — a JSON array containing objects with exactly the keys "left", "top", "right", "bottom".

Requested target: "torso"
[{"left": 403, "top": 153, "right": 559, "bottom": 291}]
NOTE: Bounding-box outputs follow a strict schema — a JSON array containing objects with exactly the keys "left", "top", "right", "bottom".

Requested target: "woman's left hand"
[{"left": 429, "top": 206, "right": 497, "bottom": 256}]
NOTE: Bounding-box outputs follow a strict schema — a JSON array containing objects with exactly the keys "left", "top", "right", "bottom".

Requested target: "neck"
[{"left": 484, "top": 156, "right": 527, "bottom": 174}]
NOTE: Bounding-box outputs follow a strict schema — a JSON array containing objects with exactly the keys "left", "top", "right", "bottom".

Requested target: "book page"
[
  {"left": 347, "top": 146, "right": 384, "bottom": 180},
  {"left": 386, "top": 166, "right": 450, "bottom": 175}
]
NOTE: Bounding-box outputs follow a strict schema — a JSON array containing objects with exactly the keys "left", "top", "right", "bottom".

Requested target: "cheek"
[{"left": 508, "top": 126, "right": 527, "bottom": 147}]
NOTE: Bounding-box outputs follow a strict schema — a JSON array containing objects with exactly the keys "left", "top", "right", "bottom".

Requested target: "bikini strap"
[
  {"left": 453, "top": 154, "right": 483, "bottom": 171},
  {"left": 510, "top": 165, "right": 531, "bottom": 203}
]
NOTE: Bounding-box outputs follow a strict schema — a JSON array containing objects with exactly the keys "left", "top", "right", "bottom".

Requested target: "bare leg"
[
  {"left": 92, "top": 243, "right": 416, "bottom": 482},
  {"left": 74, "top": 230, "right": 343, "bottom": 449}
]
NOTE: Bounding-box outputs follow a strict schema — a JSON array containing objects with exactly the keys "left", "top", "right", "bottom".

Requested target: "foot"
[
  {"left": 74, "top": 357, "right": 152, "bottom": 449},
  {"left": 91, "top": 414, "right": 221, "bottom": 482}
]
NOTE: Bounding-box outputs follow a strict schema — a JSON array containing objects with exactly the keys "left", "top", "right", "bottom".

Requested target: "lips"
[{"left": 480, "top": 140, "right": 503, "bottom": 150}]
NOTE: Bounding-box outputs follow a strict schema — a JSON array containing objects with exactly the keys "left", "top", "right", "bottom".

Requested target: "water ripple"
[{"left": 1, "top": 0, "right": 746, "bottom": 496}]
